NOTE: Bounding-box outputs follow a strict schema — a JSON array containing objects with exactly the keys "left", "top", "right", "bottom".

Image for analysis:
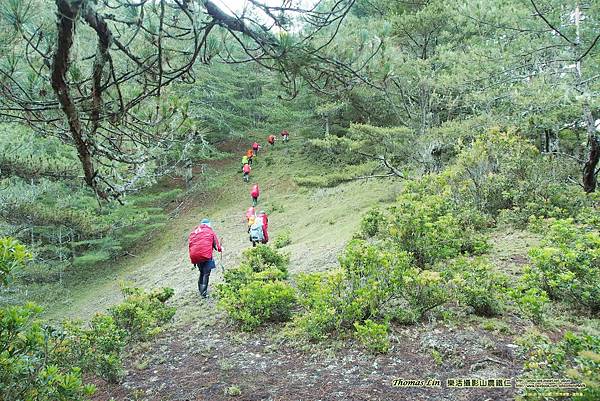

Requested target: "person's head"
[
  {"left": 258, "top": 210, "right": 265, "bottom": 216},
  {"left": 200, "top": 218, "right": 212, "bottom": 228}
]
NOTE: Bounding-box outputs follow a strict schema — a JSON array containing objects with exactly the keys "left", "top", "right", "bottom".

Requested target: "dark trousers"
[{"left": 196, "top": 259, "right": 215, "bottom": 297}]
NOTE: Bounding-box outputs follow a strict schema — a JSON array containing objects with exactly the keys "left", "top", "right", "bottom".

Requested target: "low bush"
[
  {"left": 358, "top": 207, "right": 385, "bottom": 238},
  {"left": 0, "top": 302, "right": 96, "bottom": 401},
  {"left": 217, "top": 246, "right": 295, "bottom": 331},
  {"left": 400, "top": 268, "right": 452, "bottom": 321},
  {"left": 293, "top": 240, "right": 452, "bottom": 340},
  {"left": 353, "top": 319, "right": 390, "bottom": 354},
  {"left": 221, "top": 280, "right": 296, "bottom": 331},
  {"left": 0, "top": 236, "right": 31, "bottom": 286},
  {"left": 241, "top": 245, "right": 290, "bottom": 275},
  {"left": 60, "top": 314, "right": 127, "bottom": 383},
  {"left": 273, "top": 230, "right": 292, "bottom": 249},
  {"left": 376, "top": 190, "right": 489, "bottom": 267},
  {"left": 518, "top": 331, "right": 600, "bottom": 400},
  {"left": 292, "top": 270, "right": 346, "bottom": 341},
  {"left": 508, "top": 284, "right": 549, "bottom": 324},
  {"left": 109, "top": 286, "right": 176, "bottom": 340},
  {"left": 524, "top": 218, "right": 599, "bottom": 315},
  {"left": 446, "top": 257, "right": 508, "bottom": 317}
]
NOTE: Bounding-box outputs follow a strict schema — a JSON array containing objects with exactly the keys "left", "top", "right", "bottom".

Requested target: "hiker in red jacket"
[
  {"left": 252, "top": 142, "right": 260, "bottom": 156},
  {"left": 258, "top": 210, "right": 269, "bottom": 243},
  {"left": 267, "top": 134, "right": 276, "bottom": 146},
  {"left": 242, "top": 163, "right": 251, "bottom": 182},
  {"left": 250, "top": 184, "right": 260, "bottom": 207},
  {"left": 188, "top": 219, "right": 222, "bottom": 298},
  {"left": 281, "top": 130, "right": 289, "bottom": 143}
]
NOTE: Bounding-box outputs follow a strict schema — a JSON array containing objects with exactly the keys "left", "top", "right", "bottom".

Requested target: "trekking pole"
[{"left": 220, "top": 251, "right": 224, "bottom": 275}]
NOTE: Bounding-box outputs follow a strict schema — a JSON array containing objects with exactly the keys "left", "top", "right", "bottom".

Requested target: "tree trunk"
[
  {"left": 51, "top": 0, "right": 104, "bottom": 197},
  {"left": 543, "top": 129, "right": 559, "bottom": 153}
]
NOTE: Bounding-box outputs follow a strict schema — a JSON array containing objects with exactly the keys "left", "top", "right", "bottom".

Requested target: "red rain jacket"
[
  {"left": 246, "top": 206, "right": 256, "bottom": 219},
  {"left": 188, "top": 224, "right": 221, "bottom": 264},
  {"left": 258, "top": 213, "right": 269, "bottom": 243},
  {"left": 281, "top": 130, "right": 289, "bottom": 137},
  {"left": 243, "top": 164, "right": 251, "bottom": 174},
  {"left": 252, "top": 142, "right": 259, "bottom": 150},
  {"left": 251, "top": 184, "right": 260, "bottom": 198}
]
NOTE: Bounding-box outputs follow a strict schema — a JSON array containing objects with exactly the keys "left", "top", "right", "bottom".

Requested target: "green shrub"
[
  {"left": 524, "top": 218, "right": 599, "bottom": 315},
  {"left": 509, "top": 284, "right": 549, "bottom": 324},
  {"left": 219, "top": 280, "right": 296, "bottom": 331},
  {"left": 292, "top": 270, "right": 346, "bottom": 341},
  {"left": 353, "top": 319, "right": 390, "bottom": 354},
  {"left": 217, "top": 246, "right": 295, "bottom": 331},
  {"left": 400, "top": 268, "right": 452, "bottom": 321},
  {"left": 241, "top": 245, "right": 289, "bottom": 275},
  {"left": 273, "top": 231, "right": 292, "bottom": 249},
  {"left": 60, "top": 314, "right": 127, "bottom": 383},
  {"left": 0, "top": 302, "right": 96, "bottom": 401},
  {"left": 518, "top": 331, "right": 600, "bottom": 400},
  {"left": 385, "top": 191, "right": 489, "bottom": 267},
  {"left": 109, "top": 286, "right": 176, "bottom": 340},
  {"left": 293, "top": 240, "right": 451, "bottom": 340},
  {"left": 0, "top": 236, "right": 31, "bottom": 286},
  {"left": 446, "top": 257, "right": 508, "bottom": 317},
  {"left": 359, "top": 208, "right": 385, "bottom": 238}
]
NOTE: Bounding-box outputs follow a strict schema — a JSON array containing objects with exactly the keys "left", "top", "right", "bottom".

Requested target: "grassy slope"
[{"left": 47, "top": 138, "right": 402, "bottom": 322}]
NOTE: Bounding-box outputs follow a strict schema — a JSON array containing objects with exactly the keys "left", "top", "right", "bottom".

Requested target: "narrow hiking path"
[{"left": 49, "top": 138, "right": 401, "bottom": 322}]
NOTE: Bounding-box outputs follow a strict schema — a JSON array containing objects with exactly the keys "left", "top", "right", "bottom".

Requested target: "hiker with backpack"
[
  {"left": 188, "top": 219, "right": 222, "bottom": 298},
  {"left": 280, "top": 130, "right": 289, "bottom": 143},
  {"left": 249, "top": 210, "right": 269, "bottom": 246},
  {"left": 242, "top": 163, "right": 251, "bottom": 183},
  {"left": 241, "top": 154, "right": 249, "bottom": 171},
  {"left": 246, "top": 148, "right": 254, "bottom": 165},
  {"left": 245, "top": 206, "right": 256, "bottom": 232},
  {"left": 267, "top": 134, "right": 276, "bottom": 147},
  {"left": 252, "top": 142, "right": 260, "bottom": 156},
  {"left": 250, "top": 183, "right": 260, "bottom": 207}
]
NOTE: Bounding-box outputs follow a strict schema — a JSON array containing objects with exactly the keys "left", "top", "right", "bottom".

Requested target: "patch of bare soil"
[{"left": 91, "top": 311, "right": 524, "bottom": 401}]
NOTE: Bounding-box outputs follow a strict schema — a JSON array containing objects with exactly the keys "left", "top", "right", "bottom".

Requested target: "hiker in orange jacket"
[
  {"left": 250, "top": 184, "right": 260, "bottom": 207},
  {"left": 246, "top": 148, "right": 254, "bottom": 165},
  {"left": 188, "top": 219, "right": 222, "bottom": 298},
  {"left": 242, "top": 163, "right": 251, "bottom": 182},
  {"left": 281, "top": 130, "right": 289, "bottom": 143},
  {"left": 245, "top": 206, "right": 256, "bottom": 232},
  {"left": 267, "top": 134, "right": 276, "bottom": 146}
]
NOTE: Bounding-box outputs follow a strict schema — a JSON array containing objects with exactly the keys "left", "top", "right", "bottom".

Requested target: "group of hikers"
[
  {"left": 242, "top": 130, "right": 289, "bottom": 182},
  {"left": 187, "top": 131, "right": 290, "bottom": 298}
]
